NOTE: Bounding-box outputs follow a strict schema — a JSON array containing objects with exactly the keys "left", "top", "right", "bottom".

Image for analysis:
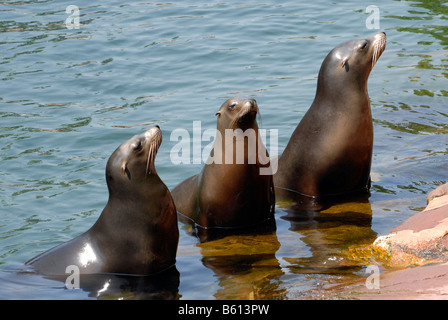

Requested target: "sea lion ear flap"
[
  {"left": 215, "top": 111, "right": 221, "bottom": 117},
  {"left": 121, "top": 162, "right": 131, "bottom": 180},
  {"left": 341, "top": 58, "right": 349, "bottom": 72}
]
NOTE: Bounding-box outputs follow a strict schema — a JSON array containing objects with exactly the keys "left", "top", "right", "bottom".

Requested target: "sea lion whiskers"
[
  {"left": 145, "top": 128, "right": 162, "bottom": 177},
  {"left": 372, "top": 42, "right": 380, "bottom": 68},
  {"left": 145, "top": 142, "right": 153, "bottom": 177},
  {"left": 257, "top": 109, "right": 263, "bottom": 128},
  {"left": 371, "top": 33, "right": 386, "bottom": 68}
]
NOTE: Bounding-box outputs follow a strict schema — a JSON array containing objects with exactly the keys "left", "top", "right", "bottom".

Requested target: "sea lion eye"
[
  {"left": 133, "top": 140, "right": 143, "bottom": 152},
  {"left": 360, "top": 41, "right": 368, "bottom": 51},
  {"left": 229, "top": 102, "right": 237, "bottom": 110}
]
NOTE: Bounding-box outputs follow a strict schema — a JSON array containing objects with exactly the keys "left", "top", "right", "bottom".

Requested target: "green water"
[{"left": 1, "top": 0, "right": 448, "bottom": 299}]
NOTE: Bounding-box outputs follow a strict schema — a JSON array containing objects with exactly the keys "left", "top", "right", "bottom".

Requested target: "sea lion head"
[
  {"left": 106, "top": 125, "right": 163, "bottom": 198},
  {"left": 318, "top": 32, "right": 386, "bottom": 92},
  {"left": 215, "top": 97, "right": 259, "bottom": 132}
]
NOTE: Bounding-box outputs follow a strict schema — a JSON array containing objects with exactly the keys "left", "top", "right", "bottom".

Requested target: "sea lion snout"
[
  {"left": 239, "top": 97, "right": 258, "bottom": 116},
  {"left": 144, "top": 125, "right": 162, "bottom": 138},
  {"left": 244, "top": 98, "right": 257, "bottom": 110},
  {"left": 238, "top": 99, "right": 258, "bottom": 126},
  {"left": 370, "top": 32, "right": 386, "bottom": 68},
  {"left": 371, "top": 31, "right": 386, "bottom": 44},
  {"left": 244, "top": 98, "right": 256, "bottom": 108}
]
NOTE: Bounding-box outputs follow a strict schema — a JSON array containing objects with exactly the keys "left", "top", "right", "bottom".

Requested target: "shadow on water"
[
  {"left": 1, "top": 265, "right": 180, "bottom": 300},
  {"left": 176, "top": 191, "right": 376, "bottom": 299},
  {"left": 194, "top": 222, "right": 286, "bottom": 300},
  {"left": 177, "top": 216, "right": 285, "bottom": 299},
  {"left": 277, "top": 191, "right": 376, "bottom": 276},
  {"left": 179, "top": 213, "right": 277, "bottom": 243},
  {"left": 277, "top": 188, "right": 373, "bottom": 223}
]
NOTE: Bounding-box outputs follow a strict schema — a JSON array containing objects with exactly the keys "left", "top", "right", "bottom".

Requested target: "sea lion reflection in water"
[
  {"left": 171, "top": 97, "right": 276, "bottom": 241},
  {"left": 26, "top": 126, "right": 179, "bottom": 277},
  {"left": 274, "top": 32, "right": 387, "bottom": 211}
]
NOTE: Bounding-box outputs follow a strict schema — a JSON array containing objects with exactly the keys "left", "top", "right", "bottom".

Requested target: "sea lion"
[
  {"left": 26, "top": 126, "right": 179, "bottom": 275},
  {"left": 274, "top": 32, "right": 387, "bottom": 207},
  {"left": 171, "top": 97, "right": 275, "bottom": 238}
]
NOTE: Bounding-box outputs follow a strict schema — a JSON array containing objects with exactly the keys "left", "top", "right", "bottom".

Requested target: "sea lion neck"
[
  {"left": 106, "top": 171, "right": 164, "bottom": 204},
  {"left": 94, "top": 178, "right": 167, "bottom": 234}
]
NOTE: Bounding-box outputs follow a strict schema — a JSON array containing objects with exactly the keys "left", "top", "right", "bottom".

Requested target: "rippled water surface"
[{"left": 1, "top": 0, "right": 448, "bottom": 299}]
